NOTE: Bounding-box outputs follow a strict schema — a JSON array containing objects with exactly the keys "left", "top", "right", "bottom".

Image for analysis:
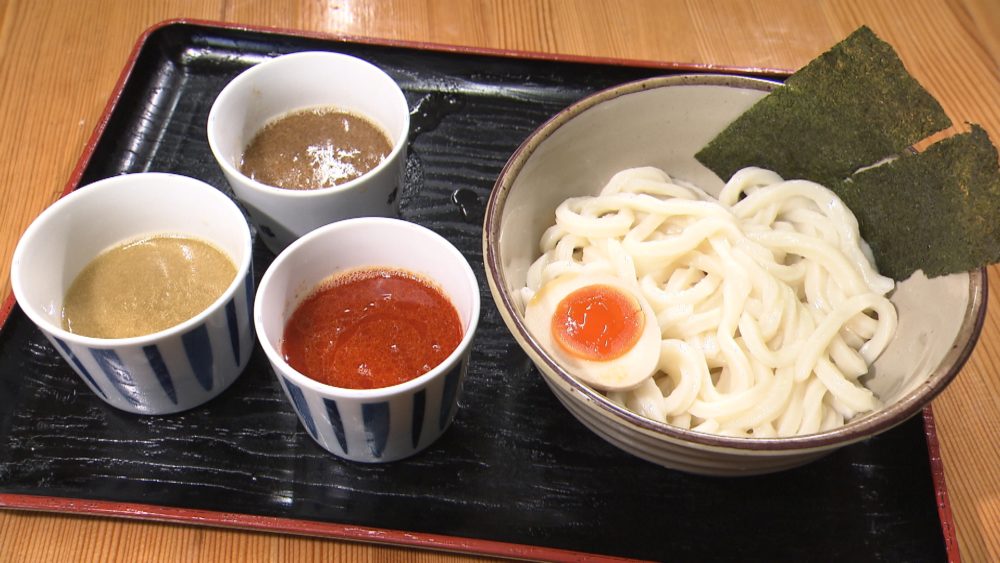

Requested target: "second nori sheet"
[{"left": 838, "top": 124, "right": 1000, "bottom": 279}]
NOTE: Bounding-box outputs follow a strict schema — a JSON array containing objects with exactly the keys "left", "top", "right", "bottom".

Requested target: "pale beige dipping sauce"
[{"left": 62, "top": 235, "right": 236, "bottom": 339}]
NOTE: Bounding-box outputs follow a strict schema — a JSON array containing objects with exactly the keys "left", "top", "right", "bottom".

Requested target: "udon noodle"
[{"left": 520, "top": 167, "right": 897, "bottom": 437}]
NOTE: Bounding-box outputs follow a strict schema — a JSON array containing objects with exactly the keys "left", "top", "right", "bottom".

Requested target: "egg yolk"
[{"left": 551, "top": 284, "right": 644, "bottom": 361}]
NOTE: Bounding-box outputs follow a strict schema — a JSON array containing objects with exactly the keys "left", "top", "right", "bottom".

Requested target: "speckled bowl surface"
[{"left": 483, "top": 74, "right": 987, "bottom": 476}]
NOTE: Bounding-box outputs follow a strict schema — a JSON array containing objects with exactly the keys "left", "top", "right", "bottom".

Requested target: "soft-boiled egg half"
[{"left": 523, "top": 273, "right": 660, "bottom": 391}]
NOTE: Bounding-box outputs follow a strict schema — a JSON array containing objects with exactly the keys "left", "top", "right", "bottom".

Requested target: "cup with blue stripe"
[
  {"left": 11, "top": 173, "right": 255, "bottom": 415},
  {"left": 255, "top": 218, "right": 480, "bottom": 463}
]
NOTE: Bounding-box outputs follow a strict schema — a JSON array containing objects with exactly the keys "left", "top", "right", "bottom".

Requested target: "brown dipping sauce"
[
  {"left": 240, "top": 106, "right": 392, "bottom": 190},
  {"left": 62, "top": 235, "right": 237, "bottom": 339},
  {"left": 281, "top": 267, "right": 463, "bottom": 390}
]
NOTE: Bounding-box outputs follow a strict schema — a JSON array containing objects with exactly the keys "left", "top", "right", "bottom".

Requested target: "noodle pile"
[{"left": 520, "top": 167, "right": 897, "bottom": 437}]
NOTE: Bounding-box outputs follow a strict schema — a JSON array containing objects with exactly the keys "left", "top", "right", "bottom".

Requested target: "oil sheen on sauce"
[
  {"left": 62, "top": 235, "right": 236, "bottom": 339},
  {"left": 281, "top": 267, "right": 463, "bottom": 390},
  {"left": 240, "top": 106, "right": 392, "bottom": 190}
]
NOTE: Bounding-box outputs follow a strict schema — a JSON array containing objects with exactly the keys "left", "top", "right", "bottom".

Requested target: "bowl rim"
[{"left": 483, "top": 73, "right": 989, "bottom": 452}]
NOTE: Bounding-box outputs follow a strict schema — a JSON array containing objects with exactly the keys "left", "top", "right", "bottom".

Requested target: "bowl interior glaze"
[{"left": 484, "top": 75, "right": 986, "bottom": 473}]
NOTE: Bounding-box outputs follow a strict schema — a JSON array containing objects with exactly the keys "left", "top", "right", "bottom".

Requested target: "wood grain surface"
[{"left": 0, "top": 1, "right": 997, "bottom": 561}]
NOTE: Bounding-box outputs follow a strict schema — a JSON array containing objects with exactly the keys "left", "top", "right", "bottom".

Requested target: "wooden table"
[{"left": 0, "top": 1, "right": 997, "bottom": 561}]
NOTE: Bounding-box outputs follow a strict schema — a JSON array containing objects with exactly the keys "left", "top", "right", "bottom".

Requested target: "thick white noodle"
[{"left": 523, "top": 166, "right": 897, "bottom": 437}]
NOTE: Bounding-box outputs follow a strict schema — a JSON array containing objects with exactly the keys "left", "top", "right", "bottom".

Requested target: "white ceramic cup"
[
  {"left": 207, "top": 51, "right": 411, "bottom": 254},
  {"left": 11, "top": 173, "right": 255, "bottom": 415},
  {"left": 255, "top": 218, "right": 480, "bottom": 462}
]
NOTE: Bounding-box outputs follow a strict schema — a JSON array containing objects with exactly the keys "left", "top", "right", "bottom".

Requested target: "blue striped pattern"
[
  {"left": 225, "top": 300, "right": 240, "bottom": 364},
  {"left": 411, "top": 390, "right": 426, "bottom": 448},
  {"left": 182, "top": 325, "right": 215, "bottom": 392},
  {"left": 243, "top": 271, "right": 255, "bottom": 320},
  {"left": 322, "top": 398, "right": 349, "bottom": 454},
  {"left": 49, "top": 271, "right": 253, "bottom": 414},
  {"left": 281, "top": 377, "right": 318, "bottom": 439},
  {"left": 439, "top": 363, "right": 463, "bottom": 430},
  {"left": 362, "top": 402, "right": 390, "bottom": 458},
  {"left": 224, "top": 271, "right": 255, "bottom": 366},
  {"left": 91, "top": 348, "right": 142, "bottom": 408},
  {"left": 143, "top": 344, "right": 177, "bottom": 404},
  {"left": 281, "top": 356, "right": 469, "bottom": 462},
  {"left": 53, "top": 338, "right": 107, "bottom": 399}
]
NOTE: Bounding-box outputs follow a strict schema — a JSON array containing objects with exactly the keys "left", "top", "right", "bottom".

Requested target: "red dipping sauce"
[{"left": 281, "top": 267, "right": 463, "bottom": 390}]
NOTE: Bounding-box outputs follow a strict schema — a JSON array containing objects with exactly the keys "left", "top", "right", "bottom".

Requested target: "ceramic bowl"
[
  {"left": 483, "top": 74, "right": 987, "bottom": 476},
  {"left": 11, "top": 173, "right": 255, "bottom": 415},
  {"left": 207, "top": 51, "right": 410, "bottom": 254},
  {"left": 255, "top": 217, "right": 480, "bottom": 462}
]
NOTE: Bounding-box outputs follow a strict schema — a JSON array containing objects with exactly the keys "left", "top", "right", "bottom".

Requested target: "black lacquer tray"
[{"left": 0, "top": 21, "right": 952, "bottom": 562}]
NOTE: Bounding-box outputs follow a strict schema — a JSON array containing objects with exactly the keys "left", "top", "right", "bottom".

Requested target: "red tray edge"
[
  {"left": 0, "top": 492, "right": 641, "bottom": 562},
  {"left": 923, "top": 406, "right": 962, "bottom": 563},
  {"left": 0, "top": 17, "right": 959, "bottom": 561}
]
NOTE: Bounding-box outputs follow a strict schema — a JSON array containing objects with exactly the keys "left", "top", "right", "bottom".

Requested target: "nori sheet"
[
  {"left": 695, "top": 25, "right": 1000, "bottom": 280},
  {"left": 695, "top": 26, "right": 951, "bottom": 188},
  {"left": 837, "top": 124, "right": 1000, "bottom": 280}
]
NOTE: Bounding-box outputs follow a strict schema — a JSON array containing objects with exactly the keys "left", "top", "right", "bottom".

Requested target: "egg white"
[{"left": 523, "top": 273, "right": 661, "bottom": 391}]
